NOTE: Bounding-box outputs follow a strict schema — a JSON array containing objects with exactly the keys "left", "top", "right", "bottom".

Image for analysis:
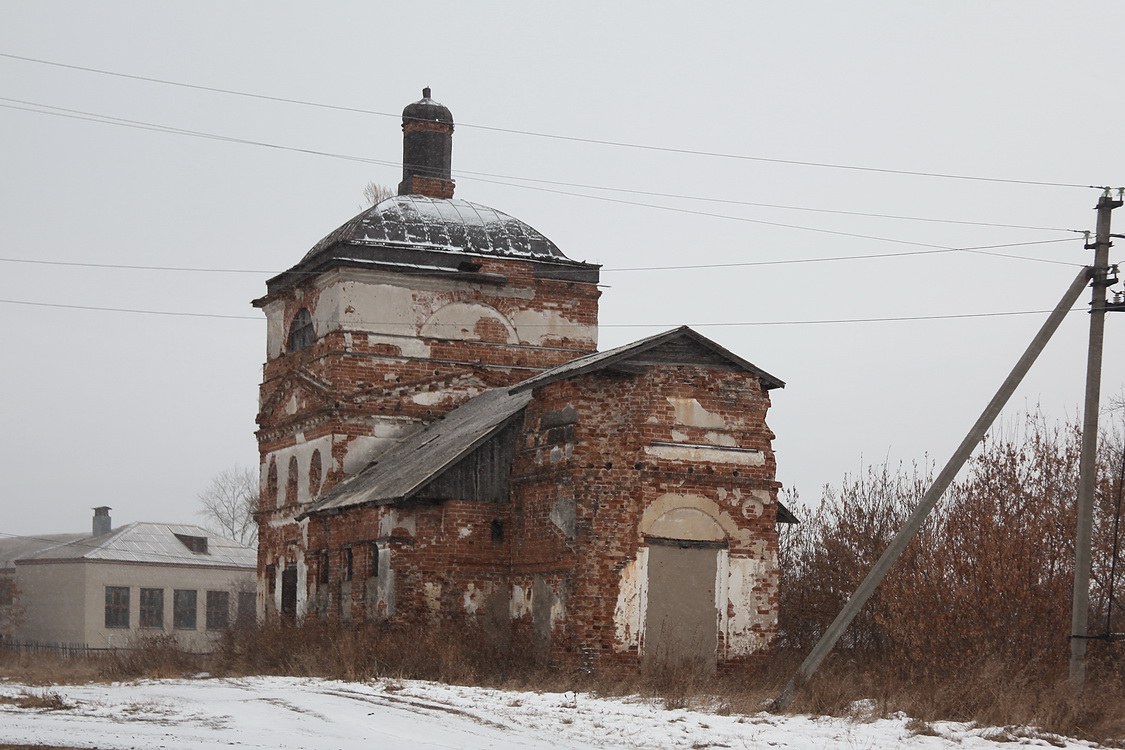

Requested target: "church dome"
[
  {"left": 302, "top": 194, "right": 572, "bottom": 263},
  {"left": 402, "top": 87, "right": 453, "bottom": 125}
]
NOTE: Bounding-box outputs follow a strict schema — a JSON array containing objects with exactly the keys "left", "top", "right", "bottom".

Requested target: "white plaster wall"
[
  {"left": 264, "top": 434, "right": 334, "bottom": 507},
  {"left": 17, "top": 561, "right": 253, "bottom": 651},
  {"left": 13, "top": 561, "right": 87, "bottom": 645},
  {"left": 612, "top": 547, "right": 649, "bottom": 652}
]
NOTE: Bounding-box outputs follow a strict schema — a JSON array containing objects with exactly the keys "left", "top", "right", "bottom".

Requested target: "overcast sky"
[{"left": 2, "top": 2, "right": 1123, "bottom": 537}]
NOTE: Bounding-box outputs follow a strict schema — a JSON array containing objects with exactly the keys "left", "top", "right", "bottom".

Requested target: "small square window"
[{"left": 173, "top": 589, "right": 197, "bottom": 630}]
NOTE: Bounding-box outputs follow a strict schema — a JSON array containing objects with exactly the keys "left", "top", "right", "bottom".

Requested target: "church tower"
[{"left": 252, "top": 90, "right": 600, "bottom": 615}]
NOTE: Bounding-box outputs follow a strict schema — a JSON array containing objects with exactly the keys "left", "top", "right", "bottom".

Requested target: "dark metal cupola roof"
[
  {"left": 402, "top": 86, "right": 453, "bottom": 124},
  {"left": 399, "top": 87, "right": 455, "bottom": 199}
]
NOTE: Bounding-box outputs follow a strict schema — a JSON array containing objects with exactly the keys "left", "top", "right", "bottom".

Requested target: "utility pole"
[
  {"left": 1070, "top": 191, "right": 1122, "bottom": 686},
  {"left": 771, "top": 267, "right": 1092, "bottom": 711}
]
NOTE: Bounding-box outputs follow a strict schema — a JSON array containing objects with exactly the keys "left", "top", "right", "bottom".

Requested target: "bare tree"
[
  {"left": 360, "top": 182, "right": 394, "bottom": 208},
  {"left": 197, "top": 466, "right": 258, "bottom": 546},
  {"left": 0, "top": 576, "right": 23, "bottom": 639}
]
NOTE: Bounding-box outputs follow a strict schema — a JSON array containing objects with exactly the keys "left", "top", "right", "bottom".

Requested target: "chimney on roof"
[
  {"left": 398, "top": 87, "right": 456, "bottom": 200},
  {"left": 92, "top": 506, "right": 112, "bottom": 536}
]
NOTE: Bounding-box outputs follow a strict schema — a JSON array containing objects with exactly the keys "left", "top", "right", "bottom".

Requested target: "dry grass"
[
  {"left": 0, "top": 689, "right": 69, "bottom": 710},
  {"left": 3, "top": 625, "right": 1124, "bottom": 746}
]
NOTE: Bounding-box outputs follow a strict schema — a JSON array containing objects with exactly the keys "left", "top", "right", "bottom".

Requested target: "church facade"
[{"left": 253, "top": 90, "right": 788, "bottom": 670}]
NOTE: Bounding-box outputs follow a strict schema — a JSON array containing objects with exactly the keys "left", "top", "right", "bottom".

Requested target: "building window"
[
  {"left": 342, "top": 547, "right": 353, "bottom": 582},
  {"left": 369, "top": 543, "right": 380, "bottom": 578},
  {"left": 491, "top": 519, "right": 505, "bottom": 543},
  {"left": 309, "top": 450, "right": 322, "bottom": 498},
  {"left": 266, "top": 459, "right": 278, "bottom": 508},
  {"left": 139, "top": 588, "right": 164, "bottom": 629},
  {"left": 287, "top": 308, "right": 315, "bottom": 352},
  {"left": 318, "top": 551, "right": 330, "bottom": 586},
  {"left": 206, "top": 591, "right": 230, "bottom": 630},
  {"left": 236, "top": 591, "right": 256, "bottom": 624},
  {"left": 286, "top": 456, "right": 299, "bottom": 506},
  {"left": 105, "top": 586, "right": 129, "bottom": 629},
  {"left": 173, "top": 589, "right": 197, "bottom": 630}
]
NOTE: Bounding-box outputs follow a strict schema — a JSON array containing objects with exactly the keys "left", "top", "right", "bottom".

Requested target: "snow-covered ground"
[{"left": 0, "top": 676, "right": 1099, "bottom": 750}]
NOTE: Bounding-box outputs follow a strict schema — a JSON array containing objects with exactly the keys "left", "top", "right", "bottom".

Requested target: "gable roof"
[
  {"left": 298, "top": 328, "right": 782, "bottom": 519},
  {"left": 511, "top": 326, "right": 784, "bottom": 393},
  {"left": 16, "top": 523, "right": 255, "bottom": 568},
  {"left": 299, "top": 388, "right": 532, "bottom": 518}
]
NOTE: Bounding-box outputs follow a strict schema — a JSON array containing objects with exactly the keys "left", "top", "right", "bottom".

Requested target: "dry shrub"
[
  {"left": 99, "top": 634, "right": 205, "bottom": 680},
  {"left": 0, "top": 648, "right": 103, "bottom": 685},
  {"left": 776, "top": 412, "right": 1125, "bottom": 742},
  {"left": 0, "top": 688, "right": 69, "bottom": 710},
  {"left": 212, "top": 615, "right": 552, "bottom": 686}
]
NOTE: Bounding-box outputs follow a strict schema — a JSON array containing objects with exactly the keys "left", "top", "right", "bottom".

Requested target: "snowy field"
[{"left": 0, "top": 676, "right": 1099, "bottom": 750}]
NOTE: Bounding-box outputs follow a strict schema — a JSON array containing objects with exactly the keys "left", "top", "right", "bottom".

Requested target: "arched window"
[
  {"left": 308, "top": 450, "right": 322, "bottom": 499},
  {"left": 266, "top": 459, "right": 278, "bottom": 509},
  {"left": 286, "top": 456, "right": 299, "bottom": 506},
  {"left": 287, "top": 308, "right": 315, "bottom": 353}
]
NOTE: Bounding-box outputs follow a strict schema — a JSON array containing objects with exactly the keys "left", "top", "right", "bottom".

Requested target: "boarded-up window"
[
  {"left": 206, "top": 591, "right": 230, "bottom": 630},
  {"left": 287, "top": 308, "right": 314, "bottom": 352},
  {"left": 139, "top": 588, "right": 163, "bottom": 629},
  {"left": 104, "top": 586, "right": 129, "bottom": 629},
  {"left": 173, "top": 589, "right": 197, "bottom": 630}
]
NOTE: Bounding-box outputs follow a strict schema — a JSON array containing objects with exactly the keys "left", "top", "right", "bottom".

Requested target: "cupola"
[{"left": 398, "top": 87, "right": 455, "bottom": 199}]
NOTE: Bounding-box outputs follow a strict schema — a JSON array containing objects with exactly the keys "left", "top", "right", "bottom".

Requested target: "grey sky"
[{"left": 2, "top": 2, "right": 1122, "bottom": 536}]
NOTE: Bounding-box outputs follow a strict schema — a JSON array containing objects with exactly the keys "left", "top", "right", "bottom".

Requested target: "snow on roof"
[
  {"left": 16, "top": 523, "right": 255, "bottom": 568},
  {"left": 302, "top": 195, "right": 581, "bottom": 264},
  {"left": 0, "top": 533, "right": 86, "bottom": 569}
]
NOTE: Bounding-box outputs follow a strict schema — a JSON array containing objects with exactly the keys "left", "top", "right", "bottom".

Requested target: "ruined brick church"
[{"left": 254, "top": 89, "right": 791, "bottom": 671}]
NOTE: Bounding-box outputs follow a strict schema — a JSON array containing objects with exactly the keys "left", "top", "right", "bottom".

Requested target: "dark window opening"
[
  {"left": 139, "top": 588, "right": 163, "bottom": 629},
  {"left": 491, "top": 519, "right": 504, "bottom": 544},
  {"left": 236, "top": 591, "right": 256, "bottom": 624},
  {"left": 286, "top": 456, "right": 299, "bottom": 506},
  {"left": 173, "top": 589, "right": 197, "bottom": 630},
  {"left": 206, "top": 590, "right": 230, "bottom": 630},
  {"left": 369, "top": 543, "right": 380, "bottom": 578},
  {"left": 280, "top": 565, "right": 297, "bottom": 620},
  {"left": 342, "top": 547, "right": 353, "bottom": 582},
  {"left": 266, "top": 459, "right": 278, "bottom": 508},
  {"left": 287, "top": 308, "right": 315, "bottom": 352},
  {"left": 104, "top": 586, "right": 129, "bottom": 629},
  {"left": 309, "top": 450, "right": 322, "bottom": 498},
  {"left": 174, "top": 534, "right": 209, "bottom": 554},
  {"left": 318, "top": 552, "right": 330, "bottom": 585}
]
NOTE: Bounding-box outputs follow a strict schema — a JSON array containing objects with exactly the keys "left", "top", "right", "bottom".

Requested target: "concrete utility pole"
[
  {"left": 771, "top": 267, "right": 1092, "bottom": 711},
  {"left": 1070, "top": 191, "right": 1122, "bottom": 686}
]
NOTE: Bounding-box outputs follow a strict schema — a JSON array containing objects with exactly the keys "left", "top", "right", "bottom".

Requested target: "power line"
[
  {"left": 0, "top": 97, "right": 1083, "bottom": 239},
  {"left": 0, "top": 50, "right": 1103, "bottom": 191},
  {"left": 0, "top": 237, "right": 1084, "bottom": 278},
  {"left": 0, "top": 296, "right": 1086, "bottom": 328}
]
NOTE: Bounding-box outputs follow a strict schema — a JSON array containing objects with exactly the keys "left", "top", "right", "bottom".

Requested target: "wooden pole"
[{"left": 771, "top": 268, "right": 1092, "bottom": 710}]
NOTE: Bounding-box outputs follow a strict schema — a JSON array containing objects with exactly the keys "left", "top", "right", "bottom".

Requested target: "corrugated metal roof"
[
  {"left": 301, "top": 388, "right": 532, "bottom": 518},
  {"left": 303, "top": 196, "right": 576, "bottom": 264},
  {"left": 511, "top": 326, "right": 785, "bottom": 393},
  {"left": 0, "top": 533, "right": 86, "bottom": 569},
  {"left": 17, "top": 523, "right": 255, "bottom": 568}
]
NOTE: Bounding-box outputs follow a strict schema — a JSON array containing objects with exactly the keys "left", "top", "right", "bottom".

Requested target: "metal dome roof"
[
  {"left": 302, "top": 194, "right": 574, "bottom": 263},
  {"left": 402, "top": 88, "right": 453, "bottom": 124}
]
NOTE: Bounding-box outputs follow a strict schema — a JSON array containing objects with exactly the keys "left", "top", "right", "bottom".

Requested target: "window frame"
[
  {"left": 139, "top": 587, "right": 164, "bottom": 629},
  {"left": 173, "top": 589, "right": 198, "bottom": 630},
  {"left": 205, "top": 590, "right": 230, "bottom": 631},
  {"left": 104, "top": 586, "right": 130, "bottom": 629}
]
